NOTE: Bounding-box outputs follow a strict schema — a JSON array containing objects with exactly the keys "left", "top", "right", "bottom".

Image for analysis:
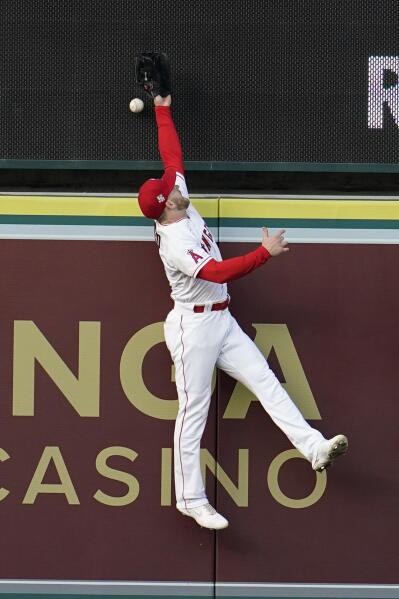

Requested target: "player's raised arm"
[
  {"left": 154, "top": 95, "right": 185, "bottom": 174},
  {"left": 136, "top": 55, "right": 186, "bottom": 220}
]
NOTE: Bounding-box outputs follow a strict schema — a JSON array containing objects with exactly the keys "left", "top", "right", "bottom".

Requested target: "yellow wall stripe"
[
  {"left": 0, "top": 196, "right": 219, "bottom": 218},
  {"left": 220, "top": 199, "right": 399, "bottom": 220},
  {"left": 0, "top": 195, "right": 398, "bottom": 221}
]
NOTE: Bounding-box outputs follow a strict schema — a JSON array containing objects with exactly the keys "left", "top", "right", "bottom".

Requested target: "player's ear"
[{"left": 165, "top": 198, "right": 175, "bottom": 209}]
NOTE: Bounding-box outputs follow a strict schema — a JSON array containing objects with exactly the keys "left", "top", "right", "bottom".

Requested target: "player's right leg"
[
  {"left": 216, "top": 313, "right": 347, "bottom": 470},
  {"left": 164, "top": 308, "right": 229, "bottom": 529}
]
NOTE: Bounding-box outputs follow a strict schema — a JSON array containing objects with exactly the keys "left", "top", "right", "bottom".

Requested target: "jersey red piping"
[{"left": 193, "top": 255, "right": 212, "bottom": 278}]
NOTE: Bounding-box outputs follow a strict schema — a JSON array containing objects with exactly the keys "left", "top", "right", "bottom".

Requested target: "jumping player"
[{"left": 137, "top": 94, "right": 348, "bottom": 530}]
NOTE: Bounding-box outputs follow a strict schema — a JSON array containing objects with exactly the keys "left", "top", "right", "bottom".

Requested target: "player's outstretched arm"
[
  {"left": 197, "top": 228, "right": 289, "bottom": 284},
  {"left": 261, "top": 227, "right": 289, "bottom": 256},
  {"left": 153, "top": 95, "right": 184, "bottom": 173}
]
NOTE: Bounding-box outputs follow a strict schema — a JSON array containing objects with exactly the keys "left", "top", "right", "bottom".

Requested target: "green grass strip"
[
  {"left": 0, "top": 215, "right": 397, "bottom": 230},
  {"left": 0, "top": 595, "right": 202, "bottom": 599},
  {"left": 0, "top": 215, "right": 143, "bottom": 226},
  {"left": 0, "top": 215, "right": 219, "bottom": 227},
  {"left": 0, "top": 595, "right": 210, "bottom": 599},
  {"left": 0, "top": 595, "right": 366, "bottom": 599},
  {"left": 220, "top": 217, "right": 399, "bottom": 229}
]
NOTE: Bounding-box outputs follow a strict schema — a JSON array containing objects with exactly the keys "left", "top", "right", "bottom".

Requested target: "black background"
[{"left": 1, "top": 0, "right": 399, "bottom": 164}]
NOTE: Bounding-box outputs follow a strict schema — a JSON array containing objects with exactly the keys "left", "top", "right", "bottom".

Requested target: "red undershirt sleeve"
[
  {"left": 155, "top": 106, "right": 185, "bottom": 174},
  {"left": 197, "top": 246, "right": 271, "bottom": 284}
]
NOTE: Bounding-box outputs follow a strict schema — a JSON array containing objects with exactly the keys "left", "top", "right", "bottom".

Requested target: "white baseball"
[{"left": 129, "top": 98, "right": 144, "bottom": 113}]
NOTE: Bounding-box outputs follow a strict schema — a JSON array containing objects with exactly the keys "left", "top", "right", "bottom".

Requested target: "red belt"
[{"left": 193, "top": 298, "right": 230, "bottom": 313}]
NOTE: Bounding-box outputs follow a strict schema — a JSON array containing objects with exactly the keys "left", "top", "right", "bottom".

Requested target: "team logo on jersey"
[
  {"left": 203, "top": 224, "right": 214, "bottom": 242},
  {"left": 187, "top": 249, "right": 203, "bottom": 264},
  {"left": 156, "top": 194, "right": 165, "bottom": 203},
  {"left": 201, "top": 235, "right": 211, "bottom": 253},
  {"left": 201, "top": 225, "right": 214, "bottom": 253}
]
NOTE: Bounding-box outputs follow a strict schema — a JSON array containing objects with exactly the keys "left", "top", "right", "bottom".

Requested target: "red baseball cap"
[{"left": 138, "top": 177, "right": 174, "bottom": 219}]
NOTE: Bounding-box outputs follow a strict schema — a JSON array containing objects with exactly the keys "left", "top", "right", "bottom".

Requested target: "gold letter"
[
  {"left": 200, "top": 448, "right": 249, "bottom": 507},
  {"left": 120, "top": 323, "right": 217, "bottom": 420},
  {"left": 23, "top": 446, "right": 80, "bottom": 504},
  {"left": 0, "top": 448, "right": 10, "bottom": 502},
  {"left": 120, "top": 323, "right": 177, "bottom": 420},
  {"left": 161, "top": 448, "right": 172, "bottom": 506},
  {"left": 13, "top": 321, "right": 100, "bottom": 417},
  {"left": 223, "top": 324, "right": 320, "bottom": 419},
  {"left": 94, "top": 446, "right": 140, "bottom": 507},
  {"left": 267, "top": 449, "right": 326, "bottom": 508}
]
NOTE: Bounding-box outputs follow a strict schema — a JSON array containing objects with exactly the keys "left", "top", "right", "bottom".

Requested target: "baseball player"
[{"left": 137, "top": 93, "right": 348, "bottom": 530}]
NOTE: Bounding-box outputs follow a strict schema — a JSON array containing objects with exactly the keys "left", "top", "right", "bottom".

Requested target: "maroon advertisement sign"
[{"left": 0, "top": 240, "right": 398, "bottom": 583}]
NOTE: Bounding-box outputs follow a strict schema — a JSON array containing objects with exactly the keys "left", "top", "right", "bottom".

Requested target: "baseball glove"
[{"left": 135, "top": 52, "right": 171, "bottom": 98}]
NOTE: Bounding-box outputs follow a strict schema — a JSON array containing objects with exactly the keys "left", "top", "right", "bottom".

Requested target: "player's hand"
[
  {"left": 261, "top": 227, "right": 289, "bottom": 256},
  {"left": 154, "top": 94, "right": 172, "bottom": 107}
]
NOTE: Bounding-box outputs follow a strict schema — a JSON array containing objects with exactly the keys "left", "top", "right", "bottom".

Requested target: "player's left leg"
[
  {"left": 164, "top": 308, "right": 229, "bottom": 529},
  {"left": 216, "top": 313, "right": 347, "bottom": 469}
]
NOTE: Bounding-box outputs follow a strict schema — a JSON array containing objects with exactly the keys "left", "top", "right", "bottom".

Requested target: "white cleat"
[
  {"left": 178, "top": 503, "right": 229, "bottom": 530},
  {"left": 313, "top": 434, "right": 348, "bottom": 472}
]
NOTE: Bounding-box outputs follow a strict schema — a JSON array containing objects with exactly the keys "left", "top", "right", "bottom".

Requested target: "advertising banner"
[{"left": 0, "top": 195, "right": 398, "bottom": 597}]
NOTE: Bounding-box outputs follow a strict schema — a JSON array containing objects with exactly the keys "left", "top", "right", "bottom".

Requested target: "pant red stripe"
[{"left": 178, "top": 314, "right": 189, "bottom": 509}]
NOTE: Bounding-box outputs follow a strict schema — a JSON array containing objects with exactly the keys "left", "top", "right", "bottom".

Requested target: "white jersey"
[{"left": 155, "top": 173, "right": 227, "bottom": 305}]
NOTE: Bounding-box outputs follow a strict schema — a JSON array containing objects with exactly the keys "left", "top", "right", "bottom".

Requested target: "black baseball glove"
[{"left": 135, "top": 52, "right": 171, "bottom": 98}]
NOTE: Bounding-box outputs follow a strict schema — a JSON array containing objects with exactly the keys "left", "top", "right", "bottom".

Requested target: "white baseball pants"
[{"left": 164, "top": 306, "right": 325, "bottom": 510}]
